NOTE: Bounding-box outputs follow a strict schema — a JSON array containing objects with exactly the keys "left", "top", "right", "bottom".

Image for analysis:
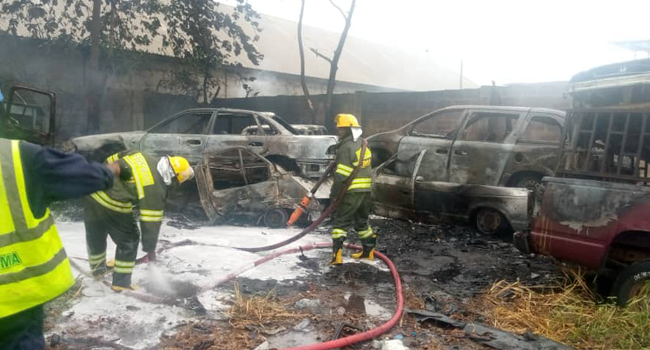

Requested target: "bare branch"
[
  {"left": 328, "top": 0, "right": 347, "bottom": 19},
  {"left": 310, "top": 48, "right": 333, "bottom": 65},
  {"left": 298, "top": 0, "right": 316, "bottom": 121}
]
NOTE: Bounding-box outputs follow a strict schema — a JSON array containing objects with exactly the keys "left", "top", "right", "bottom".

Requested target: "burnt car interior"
[
  {"left": 4, "top": 89, "right": 51, "bottom": 133},
  {"left": 410, "top": 110, "right": 463, "bottom": 139},
  {"left": 207, "top": 148, "right": 271, "bottom": 190},
  {"left": 461, "top": 112, "right": 518, "bottom": 143},
  {"left": 560, "top": 110, "right": 650, "bottom": 183}
]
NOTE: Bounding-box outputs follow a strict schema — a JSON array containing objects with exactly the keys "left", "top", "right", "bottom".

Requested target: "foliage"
[
  {"left": 0, "top": 0, "right": 262, "bottom": 102},
  {"left": 474, "top": 270, "right": 650, "bottom": 350}
]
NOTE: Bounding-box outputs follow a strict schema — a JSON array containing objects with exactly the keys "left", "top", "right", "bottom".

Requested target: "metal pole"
[{"left": 459, "top": 59, "right": 464, "bottom": 90}]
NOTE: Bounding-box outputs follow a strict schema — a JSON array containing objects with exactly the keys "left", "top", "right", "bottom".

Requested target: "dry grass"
[
  {"left": 473, "top": 270, "right": 650, "bottom": 350},
  {"left": 226, "top": 283, "right": 307, "bottom": 329}
]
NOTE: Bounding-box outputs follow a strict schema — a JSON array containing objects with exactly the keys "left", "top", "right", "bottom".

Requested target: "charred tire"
[
  {"left": 612, "top": 259, "right": 650, "bottom": 306},
  {"left": 263, "top": 208, "right": 289, "bottom": 229},
  {"left": 475, "top": 207, "right": 508, "bottom": 235},
  {"left": 513, "top": 175, "right": 542, "bottom": 192}
]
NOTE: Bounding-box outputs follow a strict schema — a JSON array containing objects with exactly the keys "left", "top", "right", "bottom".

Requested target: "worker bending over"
[
  {"left": 83, "top": 151, "right": 193, "bottom": 291},
  {"left": 329, "top": 114, "right": 376, "bottom": 265}
]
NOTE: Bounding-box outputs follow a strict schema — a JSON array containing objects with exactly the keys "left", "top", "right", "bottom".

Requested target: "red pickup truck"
[{"left": 515, "top": 59, "right": 650, "bottom": 305}]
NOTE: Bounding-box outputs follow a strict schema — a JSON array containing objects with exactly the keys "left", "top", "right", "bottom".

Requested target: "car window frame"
[
  {"left": 458, "top": 110, "right": 523, "bottom": 144},
  {"left": 210, "top": 111, "right": 264, "bottom": 136},
  {"left": 407, "top": 109, "right": 467, "bottom": 140},
  {"left": 517, "top": 114, "right": 564, "bottom": 145},
  {"left": 147, "top": 110, "right": 216, "bottom": 134}
]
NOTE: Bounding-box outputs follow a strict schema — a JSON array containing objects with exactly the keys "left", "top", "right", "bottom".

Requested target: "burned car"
[
  {"left": 368, "top": 106, "right": 565, "bottom": 190},
  {"left": 68, "top": 108, "right": 337, "bottom": 179},
  {"left": 195, "top": 147, "right": 330, "bottom": 228},
  {"left": 373, "top": 150, "right": 532, "bottom": 234},
  {"left": 515, "top": 59, "right": 650, "bottom": 305},
  {"left": 0, "top": 84, "right": 56, "bottom": 145},
  {"left": 291, "top": 124, "right": 328, "bottom": 135}
]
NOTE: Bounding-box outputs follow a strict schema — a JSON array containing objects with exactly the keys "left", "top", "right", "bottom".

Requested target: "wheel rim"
[
  {"left": 264, "top": 208, "right": 288, "bottom": 228},
  {"left": 476, "top": 209, "right": 502, "bottom": 234},
  {"left": 521, "top": 179, "right": 539, "bottom": 192}
]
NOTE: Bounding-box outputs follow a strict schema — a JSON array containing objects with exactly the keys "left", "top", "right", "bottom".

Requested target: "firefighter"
[
  {"left": 329, "top": 113, "right": 375, "bottom": 265},
  {"left": 0, "top": 138, "right": 116, "bottom": 350},
  {"left": 83, "top": 150, "right": 194, "bottom": 291}
]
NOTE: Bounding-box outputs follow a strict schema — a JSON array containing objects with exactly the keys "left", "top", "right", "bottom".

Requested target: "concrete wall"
[
  {"left": 218, "top": 82, "right": 572, "bottom": 135},
  {"left": 0, "top": 35, "right": 397, "bottom": 140}
]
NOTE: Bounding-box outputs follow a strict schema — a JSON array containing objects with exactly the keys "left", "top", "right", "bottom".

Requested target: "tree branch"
[
  {"left": 328, "top": 0, "right": 347, "bottom": 19},
  {"left": 298, "top": 0, "right": 316, "bottom": 121},
  {"left": 310, "top": 48, "right": 333, "bottom": 65}
]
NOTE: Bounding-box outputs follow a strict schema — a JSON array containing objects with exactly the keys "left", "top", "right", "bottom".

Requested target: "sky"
[{"left": 221, "top": 0, "right": 650, "bottom": 86}]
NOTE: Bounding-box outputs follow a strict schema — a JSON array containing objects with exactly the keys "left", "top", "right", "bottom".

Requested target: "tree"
[
  {"left": 297, "top": 0, "right": 316, "bottom": 124},
  {"left": 0, "top": 0, "right": 262, "bottom": 131},
  {"left": 309, "top": 0, "right": 356, "bottom": 132}
]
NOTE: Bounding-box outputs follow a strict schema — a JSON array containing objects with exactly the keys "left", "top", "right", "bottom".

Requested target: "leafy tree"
[{"left": 0, "top": 0, "right": 262, "bottom": 132}]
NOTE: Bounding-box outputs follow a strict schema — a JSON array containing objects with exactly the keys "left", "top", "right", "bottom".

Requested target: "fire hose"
[{"left": 70, "top": 139, "right": 406, "bottom": 349}]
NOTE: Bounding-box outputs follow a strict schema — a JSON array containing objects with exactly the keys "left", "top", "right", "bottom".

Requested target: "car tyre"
[
  {"left": 475, "top": 207, "right": 508, "bottom": 235},
  {"left": 612, "top": 259, "right": 650, "bottom": 306},
  {"left": 263, "top": 208, "right": 289, "bottom": 229},
  {"left": 514, "top": 175, "right": 542, "bottom": 192}
]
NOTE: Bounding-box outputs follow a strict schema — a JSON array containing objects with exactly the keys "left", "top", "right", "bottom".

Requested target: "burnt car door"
[
  {"left": 204, "top": 111, "right": 269, "bottom": 155},
  {"left": 396, "top": 108, "right": 467, "bottom": 181},
  {"left": 371, "top": 152, "right": 422, "bottom": 219},
  {"left": 448, "top": 109, "right": 524, "bottom": 185},
  {"left": 139, "top": 110, "right": 213, "bottom": 164},
  {"left": 0, "top": 85, "right": 56, "bottom": 145}
]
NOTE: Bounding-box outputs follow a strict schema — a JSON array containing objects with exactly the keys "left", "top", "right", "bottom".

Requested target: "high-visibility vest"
[{"left": 0, "top": 139, "right": 74, "bottom": 318}]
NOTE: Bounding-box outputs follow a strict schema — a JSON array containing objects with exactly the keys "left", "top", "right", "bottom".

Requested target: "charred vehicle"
[
  {"left": 291, "top": 124, "right": 328, "bottom": 135},
  {"left": 195, "top": 147, "right": 329, "bottom": 228},
  {"left": 368, "top": 106, "right": 565, "bottom": 190},
  {"left": 373, "top": 150, "right": 532, "bottom": 234},
  {"left": 68, "top": 108, "right": 337, "bottom": 179},
  {"left": 0, "top": 84, "right": 56, "bottom": 145},
  {"left": 515, "top": 59, "right": 650, "bottom": 304}
]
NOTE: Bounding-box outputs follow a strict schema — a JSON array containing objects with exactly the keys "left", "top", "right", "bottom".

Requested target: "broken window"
[
  {"left": 151, "top": 112, "right": 212, "bottom": 134},
  {"left": 520, "top": 116, "right": 562, "bottom": 143},
  {"left": 213, "top": 114, "right": 258, "bottom": 135},
  {"left": 410, "top": 110, "right": 463, "bottom": 139},
  {"left": 461, "top": 112, "right": 519, "bottom": 143},
  {"left": 208, "top": 148, "right": 270, "bottom": 189},
  {"left": 560, "top": 110, "right": 650, "bottom": 182},
  {"left": 6, "top": 88, "right": 52, "bottom": 133}
]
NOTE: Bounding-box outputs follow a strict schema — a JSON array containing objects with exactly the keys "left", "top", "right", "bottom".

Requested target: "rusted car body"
[
  {"left": 373, "top": 150, "right": 532, "bottom": 234},
  {"left": 68, "top": 108, "right": 337, "bottom": 179},
  {"left": 195, "top": 147, "right": 329, "bottom": 228},
  {"left": 0, "top": 84, "right": 56, "bottom": 145},
  {"left": 368, "top": 106, "right": 565, "bottom": 190},
  {"left": 515, "top": 59, "right": 650, "bottom": 304}
]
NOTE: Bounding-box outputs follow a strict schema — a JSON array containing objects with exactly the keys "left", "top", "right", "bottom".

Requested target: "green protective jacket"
[
  {"left": 330, "top": 135, "right": 373, "bottom": 200},
  {"left": 90, "top": 150, "right": 168, "bottom": 253}
]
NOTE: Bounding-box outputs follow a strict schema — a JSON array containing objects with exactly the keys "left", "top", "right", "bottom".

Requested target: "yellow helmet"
[
  {"left": 168, "top": 156, "right": 194, "bottom": 184},
  {"left": 335, "top": 113, "right": 360, "bottom": 128}
]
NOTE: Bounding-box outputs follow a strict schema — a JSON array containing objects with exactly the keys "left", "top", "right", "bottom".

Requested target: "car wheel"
[
  {"left": 475, "top": 207, "right": 507, "bottom": 235},
  {"left": 514, "top": 175, "right": 542, "bottom": 192},
  {"left": 263, "top": 208, "right": 289, "bottom": 229},
  {"left": 612, "top": 259, "right": 650, "bottom": 306}
]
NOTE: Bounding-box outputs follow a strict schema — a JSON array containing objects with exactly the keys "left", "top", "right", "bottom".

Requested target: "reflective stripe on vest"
[{"left": 0, "top": 139, "right": 74, "bottom": 318}]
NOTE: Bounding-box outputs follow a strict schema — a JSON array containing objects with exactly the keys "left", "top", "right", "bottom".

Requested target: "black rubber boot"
[
  {"left": 329, "top": 238, "right": 345, "bottom": 266},
  {"left": 352, "top": 234, "right": 377, "bottom": 260}
]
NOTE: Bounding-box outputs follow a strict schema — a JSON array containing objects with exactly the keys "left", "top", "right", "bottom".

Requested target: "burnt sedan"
[
  {"left": 373, "top": 150, "right": 533, "bottom": 234},
  {"left": 67, "top": 108, "right": 337, "bottom": 179}
]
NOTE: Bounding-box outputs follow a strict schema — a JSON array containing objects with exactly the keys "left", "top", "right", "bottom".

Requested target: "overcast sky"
[{"left": 222, "top": 0, "right": 650, "bottom": 86}]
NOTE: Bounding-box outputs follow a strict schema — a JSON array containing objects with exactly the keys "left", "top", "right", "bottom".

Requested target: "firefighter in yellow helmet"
[
  {"left": 329, "top": 114, "right": 376, "bottom": 265},
  {"left": 83, "top": 151, "right": 194, "bottom": 291}
]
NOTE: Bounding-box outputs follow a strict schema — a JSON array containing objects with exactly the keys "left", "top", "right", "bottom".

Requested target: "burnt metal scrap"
[
  {"left": 372, "top": 150, "right": 532, "bottom": 234},
  {"left": 406, "top": 308, "right": 573, "bottom": 350},
  {"left": 195, "top": 146, "right": 329, "bottom": 228}
]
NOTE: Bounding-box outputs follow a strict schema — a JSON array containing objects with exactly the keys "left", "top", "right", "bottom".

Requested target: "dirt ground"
[
  {"left": 45, "top": 202, "right": 564, "bottom": 350},
  {"left": 153, "top": 216, "right": 562, "bottom": 350}
]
